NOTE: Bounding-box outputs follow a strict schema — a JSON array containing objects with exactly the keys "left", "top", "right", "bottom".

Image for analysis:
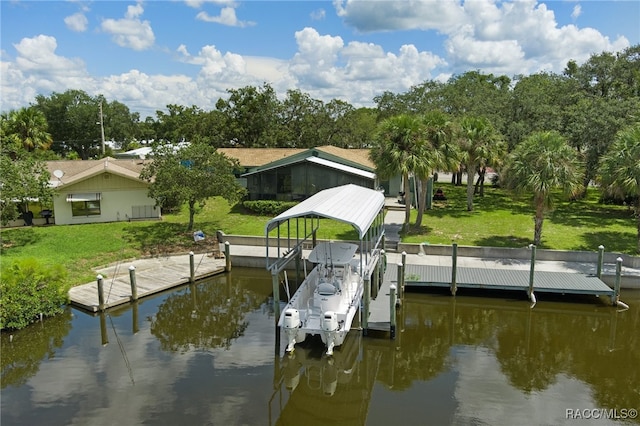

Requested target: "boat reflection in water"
[{"left": 273, "top": 331, "right": 375, "bottom": 425}]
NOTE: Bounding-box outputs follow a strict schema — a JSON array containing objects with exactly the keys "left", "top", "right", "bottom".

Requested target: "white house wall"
[{"left": 53, "top": 173, "right": 159, "bottom": 225}]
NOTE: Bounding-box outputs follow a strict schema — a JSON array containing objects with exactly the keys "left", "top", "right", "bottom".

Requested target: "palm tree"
[
  {"left": 6, "top": 107, "right": 53, "bottom": 152},
  {"left": 598, "top": 123, "right": 640, "bottom": 253},
  {"left": 501, "top": 131, "right": 583, "bottom": 246},
  {"left": 369, "top": 114, "right": 427, "bottom": 226},
  {"left": 415, "top": 110, "right": 459, "bottom": 226},
  {"left": 457, "top": 116, "right": 505, "bottom": 211}
]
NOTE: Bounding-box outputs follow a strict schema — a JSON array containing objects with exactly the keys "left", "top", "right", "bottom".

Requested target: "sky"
[{"left": 1, "top": 0, "right": 639, "bottom": 119}]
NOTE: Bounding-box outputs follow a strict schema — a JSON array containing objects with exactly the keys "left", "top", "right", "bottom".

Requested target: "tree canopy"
[{"left": 140, "top": 141, "right": 246, "bottom": 231}]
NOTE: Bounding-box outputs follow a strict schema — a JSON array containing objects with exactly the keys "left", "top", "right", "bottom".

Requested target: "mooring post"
[
  {"left": 225, "top": 241, "right": 231, "bottom": 272},
  {"left": 612, "top": 257, "right": 622, "bottom": 306},
  {"left": 189, "top": 251, "right": 195, "bottom": 283},
  {"left": 396, "top": 262, "right": 404, "bottom": 307},
  {"left": 401, "top": 251, "right": 407, "bottom": 302},
  {"left": 96, "top": 274, "right": 105, "bottom": 312},
  {"left": 389, "top": 284, "right": 397, "bottom": 340},
  {"left": 597, "top": 245, "right": 605, "bottom": 279},
  {"left": 129, "top": 265, "right": 138, "bottom": 301},
  {"left": 451, "top": 243, "right": 458, "bottom": 295},
  {"left": 272, "top": 272, "right": 280, "bottom": 322},
  {"left": 363, "top": 275, "right": 371, "bottom": 336},
  {"left": 528, "top": 244, "right": 537, "bottom": 301}
]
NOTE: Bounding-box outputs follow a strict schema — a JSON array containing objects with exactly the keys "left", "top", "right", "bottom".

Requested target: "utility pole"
[{"left": 99, "top": 101, "right": 106, "bottom": 155}]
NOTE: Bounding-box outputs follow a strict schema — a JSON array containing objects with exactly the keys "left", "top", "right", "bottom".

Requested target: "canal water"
[{"left": 1, "top": 268, "right": 639, "bottom": 425}]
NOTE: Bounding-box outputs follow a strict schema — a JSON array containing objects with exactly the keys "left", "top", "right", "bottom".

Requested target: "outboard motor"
[
  {"left": 322, "top": 311, "right": 338, "bottom": 332},
  {"left": 283, "top": 309, "right": 301, "bottom": 329}
]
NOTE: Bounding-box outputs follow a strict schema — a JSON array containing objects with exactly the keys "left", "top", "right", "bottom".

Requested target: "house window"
[
  {"left": 71, "top": 200, "right": 101, "bottom": 216},
  {"left": 67, "top": 193, "right": 102, "bottom": 217}
]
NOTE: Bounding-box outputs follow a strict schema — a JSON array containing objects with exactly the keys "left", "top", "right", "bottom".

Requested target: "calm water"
[{"left": 2, "top": 268, "right": 639, "bottom": 426}]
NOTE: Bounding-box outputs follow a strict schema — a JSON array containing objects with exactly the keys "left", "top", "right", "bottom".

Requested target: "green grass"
[
  {"left": 402, "top": 183, "right": 637, "bottom": 253},
  {"left": 1, "top": 184, "right": 637, "bottom": 286}
]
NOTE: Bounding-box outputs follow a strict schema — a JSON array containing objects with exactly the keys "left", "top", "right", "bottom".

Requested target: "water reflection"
[
  {"left": 1, "top": 268, "right": 638, "bottom": 426},
  {"left": 273, "top": 333, "right": 372, "bottom": 425}
]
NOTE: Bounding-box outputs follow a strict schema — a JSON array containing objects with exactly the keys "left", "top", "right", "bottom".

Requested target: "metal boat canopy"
[
  {"left": 265, "top": 184, "right": 386, "bottom": 275},
  {"left": 265, "top": 184, "right": 385, "bottom": 240}
]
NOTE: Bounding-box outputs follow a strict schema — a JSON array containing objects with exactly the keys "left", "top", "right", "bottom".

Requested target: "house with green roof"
[{"left": 219, "top": 146, "right": 401, "bottom": 201}]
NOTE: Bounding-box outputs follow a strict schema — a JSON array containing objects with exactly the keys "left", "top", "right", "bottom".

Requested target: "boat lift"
[{"left": 265, "top": 184, "right": 387, "bottom": 327}]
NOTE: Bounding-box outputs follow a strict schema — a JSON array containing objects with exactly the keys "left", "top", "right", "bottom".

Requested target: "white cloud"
[
  {"left": 100, "top": 2, "right": 155, "bottom": 51},
  {"left": 572, "top": 4, "right": 582, "bottom": 21},
  {"left": 311, "top": 8, "right": 326, "bottom": 21},
  {"left": 335, "top": 0, "right": 630, "bottom": 76},
  {"left": 195, "top": 7, "right": 255, "bottom": 27},
  {"left": 334, "top": 0, "right": 466, "bottom": 33},
  {"left": 0, "top": 35, "right": 92, "bottom": 113},
  {"left": 64, "top": 12, "right": 88, "bottom": 32}
]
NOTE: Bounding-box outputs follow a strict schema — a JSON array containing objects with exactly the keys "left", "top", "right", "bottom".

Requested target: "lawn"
[
  {"left": 1, "top": 182, "right": 637, "bottom": 286},
  {"left": 401, "top": 183, "right": 637, "bottom": 253}
]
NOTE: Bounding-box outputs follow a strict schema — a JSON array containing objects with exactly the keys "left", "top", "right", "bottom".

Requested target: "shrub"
[
  {"left": 242, "top": 200, "right": 298, "bottom": 216},
  {"left": 0, "top": 258, "right": 69, "bottom": 330}
]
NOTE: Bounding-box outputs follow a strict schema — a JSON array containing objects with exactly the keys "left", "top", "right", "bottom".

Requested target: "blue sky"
[{"left": 2, "top": 0, "right": 639, "bottom": 118}]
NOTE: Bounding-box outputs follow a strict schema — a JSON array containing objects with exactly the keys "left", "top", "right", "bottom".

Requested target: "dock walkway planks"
[
  {"left": 366, "top": 262, "right": 615, "bottom": 332},
  {"left": 69, "top": 253, "right": 227, "bottom": 312}
]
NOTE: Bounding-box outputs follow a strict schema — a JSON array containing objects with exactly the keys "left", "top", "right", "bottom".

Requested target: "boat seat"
[{"left": 317, "top": 282, "right": 337, "bottom": 296}]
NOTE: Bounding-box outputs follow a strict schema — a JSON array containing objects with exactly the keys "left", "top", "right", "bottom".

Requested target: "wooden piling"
[
  {"left": 129, "top": 265, "right": 138, "bottom": 301},
  {"left": 363, "top": 275, "right": 371, "bottom": 336},
  {"left": 612, "top": 257, "right": 622, "bottom": 305},
  {"left": 597, "top": 245, "right": 605, "bottom": 278},
  {"left": 96, "top": 274, "right": 105, "bottom": 311},
  {"left": 451, "top": 243, "right": 458, "bottom": 295},
  {"left": 389, "top": 284, "right": 397, "bottom": 340},
  {"left": 528, "top": 244, "right": 536, "bottom": 300},
  {"left": 272, "top": 272, "right": 280, "bottom": 322},
  {"left": 400, "top": 251, "right": 406, "bottom": 302},
  {"left": 189, "top": 251, "right": 195, "bottom": 283},
  {"left": 225, "top": 241, "right": 231, "bottom": 271},
  {"left": 396, "top": 262, "right": 404, "bottom": 307}
]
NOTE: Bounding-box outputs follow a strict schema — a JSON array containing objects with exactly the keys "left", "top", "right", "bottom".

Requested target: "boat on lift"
[{"left": 279, "top": 241, "right": 364, "bottom": 356}]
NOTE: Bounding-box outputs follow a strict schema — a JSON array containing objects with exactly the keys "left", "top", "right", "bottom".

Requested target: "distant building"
[
  {"left": 218, "top": 145, "right": 399, "bottom": 201},
  {"left": 46, "top": 157, "right": 159, "bottom": 225}
]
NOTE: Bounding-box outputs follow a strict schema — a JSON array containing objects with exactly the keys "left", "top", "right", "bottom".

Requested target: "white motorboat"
[{"left": 278, "top": 241, "right": 364, "bottom": 356}]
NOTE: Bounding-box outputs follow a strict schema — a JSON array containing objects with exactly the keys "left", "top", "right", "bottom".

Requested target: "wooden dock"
[
  {"left": 365, "top": 262, "right": 616, "bottom": 333},
  {"left": 69, "top": 253, "right": 227, "bottom": 312}
]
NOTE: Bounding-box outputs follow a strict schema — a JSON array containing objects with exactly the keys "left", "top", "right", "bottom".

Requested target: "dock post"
[
  {"left": 189, "top": 251, "right": 195, "bottom": 283},
  {"left": 129, "top": 265, "right": 138, "bottom": 301},
  {"left": 225, "top": 241, "right": 232, "bottom": 272},
  {"left": 96, "top": 274, "right": 105, "bottom": 312},
  {"left": 528, "top": 245, "right": 536, "bottom": 301},
  {"left": 401, "top": 251, "right": 407, "bottom": 302},
  {"left": 363, "top": 275, "right": 370, "bottom": 336},
  {"left": 396, "top": 262, "right": 404, "bottom": 307},
  {"left": 597, "top": 245, "right": 605, "bottom": 278},
  {"left": 451, "top": 243, "right": 458, "bottom": 295},
  {"left": 389, "top": 284, "right": 397, "bottom": 340},
  {"left": 612, "top": 257, "right": 622, "bottom": 306},
  {"left": 272, "top": 272, "right": 280, "bottom": 322}
]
